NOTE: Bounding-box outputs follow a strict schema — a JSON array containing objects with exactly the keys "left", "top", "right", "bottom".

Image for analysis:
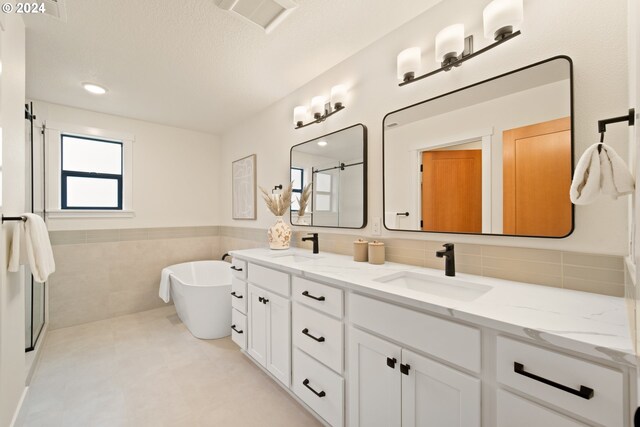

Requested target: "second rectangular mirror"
[
  {"left": 290, "top": 124, "right": 367, "bottom": 229},
  {"left": 383, "top": 56, "right": 573, "bottom": 238}
]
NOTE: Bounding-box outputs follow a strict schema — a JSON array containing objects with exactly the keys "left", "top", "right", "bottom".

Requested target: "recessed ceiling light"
[
  {"left": 317, "top": 140, "right": 328, "bottom": 147},
  {"left": 82, "top": 83, "right": 107, "bottom": 95}
]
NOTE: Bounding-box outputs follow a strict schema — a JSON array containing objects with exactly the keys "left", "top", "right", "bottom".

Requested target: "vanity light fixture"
[
  {"left": 82, "top": 82, "right": 107, "bottom": 95},
  {"left": 293, "top": 84, "right": 347, "bottom": 129},
  {"left": 397, "top": 0, "right": 523, "bottom": 87}
]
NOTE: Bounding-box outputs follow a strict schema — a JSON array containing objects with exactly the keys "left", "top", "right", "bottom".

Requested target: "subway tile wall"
[{"left": 49, "top": 225, "right": 625, "bottom": 329}]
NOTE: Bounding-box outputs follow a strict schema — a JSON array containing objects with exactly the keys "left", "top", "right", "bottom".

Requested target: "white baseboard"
[{"left": 9, "top": 386, "right": 29, "bottom": 427}]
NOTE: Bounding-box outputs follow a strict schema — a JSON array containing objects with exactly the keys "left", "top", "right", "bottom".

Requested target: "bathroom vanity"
[{"left": 228, "top": 248, "right": 635, "bottom": 427}]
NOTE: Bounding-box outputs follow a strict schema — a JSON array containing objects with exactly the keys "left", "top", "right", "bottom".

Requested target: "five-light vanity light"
[
  {"left": 397, "top": 0, "right": 524, "bottom": 86},
  {"left": 293, "top": 84, "right": 347, "bottom": 129}
]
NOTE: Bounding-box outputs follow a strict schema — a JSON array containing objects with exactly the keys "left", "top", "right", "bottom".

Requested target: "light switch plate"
[{"left": 372, "top": 217, "right": 381, "bottom": 236}]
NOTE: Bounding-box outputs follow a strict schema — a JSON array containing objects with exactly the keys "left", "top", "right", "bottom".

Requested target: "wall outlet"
[{"left": 372, "top": 217, "right": 381, "bottom": 236}]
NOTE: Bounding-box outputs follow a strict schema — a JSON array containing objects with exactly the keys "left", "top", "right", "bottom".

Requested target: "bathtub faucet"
[{"left": 221, "top": 253, "right": 231, "bottom": 262}]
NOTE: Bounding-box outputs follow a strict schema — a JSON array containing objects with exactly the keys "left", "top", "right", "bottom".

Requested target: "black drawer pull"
[
  {"left": 230, "top": 265, "right": 243, "bottom": 272},
  {"left": 258, "top": 296, "right": 268, "bottom": 304},
  {"left": 302, "top": 291, "right": 325, "bottom": 301},
  {"left": 231, "top": 324, "right": 243, "bottom": 334},
  {"left": 400, "top": 363, "right": 410, "bottom": 375},
  {"left": 302, "top": 328, "right": 325, "bottom": 342},
  {"left": 513, "top": 362, "right": 594, "bottom": 400},
  {"left": 231, "top": 291, "right": 243, "bottom": 299},
  {"left": 387, "top": 357, "right": 397, "bottom": 369},
  {"left": 303, "top": 379, "right": 326, "bottom": 398}
]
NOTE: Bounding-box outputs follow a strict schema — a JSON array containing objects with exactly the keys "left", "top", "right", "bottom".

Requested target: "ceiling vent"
[
  {"left": 42, "top": 0, "right": 67, "bottom": 22},
  {"left": 214, "top": 0, "right": 297, "bottom": 33}
]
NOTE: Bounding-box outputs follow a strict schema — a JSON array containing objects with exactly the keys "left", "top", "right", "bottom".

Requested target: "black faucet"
[
  {"left": 301, "top": 233, "right": 319, "bottom": 254},
  {"left": 436, "top": 243, "right": 455, "bottom": 277}
]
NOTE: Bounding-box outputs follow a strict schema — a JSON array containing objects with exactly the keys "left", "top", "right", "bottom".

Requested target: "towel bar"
[{"left": 1, "top": 215, "right": 27, "bottom": 223}]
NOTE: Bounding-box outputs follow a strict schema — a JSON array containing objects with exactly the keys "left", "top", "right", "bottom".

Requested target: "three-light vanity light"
[
  {"left": 293, "top": 84, "right": 347, "bottom": 129},
  {"left": 397, "top": 0, "right": 524, "bottom": 86}
]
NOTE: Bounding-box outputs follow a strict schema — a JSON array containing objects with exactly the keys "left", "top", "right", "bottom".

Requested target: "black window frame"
[
  {"left": 290, "top": 167, "right": 304, "bottom": 212},
  {"left": 61, "top": 134, "right": 124, "bottom": 210}
]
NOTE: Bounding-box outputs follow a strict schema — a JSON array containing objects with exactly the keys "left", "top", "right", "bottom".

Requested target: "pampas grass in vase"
[
  {"left": 259, "top": 183, "right": 293, "bottom": 250},
  {"left": 296, "top": 183, "right": 312, "bottom": 225}
]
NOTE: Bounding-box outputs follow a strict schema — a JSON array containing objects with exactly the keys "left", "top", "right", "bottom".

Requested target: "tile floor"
[{"left": 16, "top": 306, "right": 322, "bottom": 427}]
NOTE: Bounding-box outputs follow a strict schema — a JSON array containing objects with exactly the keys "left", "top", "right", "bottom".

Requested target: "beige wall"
[
  {"left": 219, "top": 0, "right": 630, "bottom": 256},
  {"left": 0, "top": 9, "right": 27, "bottom": 427}
]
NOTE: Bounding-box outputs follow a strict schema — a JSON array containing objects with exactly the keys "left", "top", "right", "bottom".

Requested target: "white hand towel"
[
  {"left": 570, "top": 143, "right": 635, "bottom": 205},
  {"left": 8, "top": 214, "right": 56, "bottom": 282},
  {"left": 159, "top": 267, "right": 173, "bottom": 303}
]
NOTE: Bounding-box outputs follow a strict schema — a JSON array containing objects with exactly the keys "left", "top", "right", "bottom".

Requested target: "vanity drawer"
[
  {"left": 293, "top": 348, "right": 344, "bottom": 427},
  {"left": 231, "top": 277, "right": 247, "bottom": 314},
  {"left": 248, "top": 263, "right": 290, "bottom": 297},
  {"left": 349, "top": 293, "right": 480, "bottom": 372},
  {"left": 292, "top": 277, "right": 343, "bottom": 319},
  {"left": 496, "top": 336, "right": 623, "bottom": 427},
  {"left": 293, "top": 303, "right": 343, "bottom": 373},
  {"left": 497, "top": 390, "right": 586, "bottom": 427},
  {"left": 230, "top": 258, "right": 247, "bottom": 280},
  {"left": 231, "top": 308, "right": 247, "bottom": 350}
]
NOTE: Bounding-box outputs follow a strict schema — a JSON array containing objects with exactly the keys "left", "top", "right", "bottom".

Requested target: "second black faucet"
[
  {"left": 302, "top": 233, "right": 319, "bottom": 254},
  {"left": 436, "top": 243, "right": 455, "bottom": 277}
]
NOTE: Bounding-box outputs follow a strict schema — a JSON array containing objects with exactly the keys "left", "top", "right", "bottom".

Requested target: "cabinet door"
[
  {"left": 266, "top": 290, "right": 291, "bottom": 387},
  {"left": 247, "top": 284, "right": 268, "bottom": 367},
  {"left": 349, "top": 327, "right": 401, "bottom": 427},
  {"left": 401, "top": 349, "right": 480, "bottom": 427},
  {"left": 497, "top": 390, "right": 586, "bottom": 427}
]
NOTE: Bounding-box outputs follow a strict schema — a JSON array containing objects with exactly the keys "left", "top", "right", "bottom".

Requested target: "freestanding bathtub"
[{"left": 164, "top": 260, "right": 232, "bottom": 339}]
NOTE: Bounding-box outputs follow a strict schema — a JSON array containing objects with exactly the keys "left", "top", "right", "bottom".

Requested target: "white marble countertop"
[{"left": 230, "top": 247, "right": 636, "bottom": 366}]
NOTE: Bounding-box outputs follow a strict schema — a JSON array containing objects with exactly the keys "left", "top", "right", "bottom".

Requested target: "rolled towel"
[
  {"left": 159, "top": 267, "right": 173, "bottom": 303},
  {"left": 570, "top": 143, "right": 634, "bottom": 205}
]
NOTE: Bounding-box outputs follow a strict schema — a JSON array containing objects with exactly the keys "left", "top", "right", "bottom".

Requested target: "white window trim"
[{"left": 44, "top": 121, "right": 135, "bottom": 219}]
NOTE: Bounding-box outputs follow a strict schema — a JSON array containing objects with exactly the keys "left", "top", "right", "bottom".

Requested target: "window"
[
  {"left": 290, "top": 167, "right": 304, "bottom": 211},
  {"left": 61, "top": 134, "right": 123, "bottom": 210},
  {"left": 315, "top": 172, "right": 332, "bottom": 211}
]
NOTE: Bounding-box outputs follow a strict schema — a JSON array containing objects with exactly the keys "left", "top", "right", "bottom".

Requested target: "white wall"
[
  {"left": 220, "top": 0, "right": 630, "bottom": 255},
  {"left": 30, "top": 101, "right": 221, "bottom": 231},
  {"left": 0, "top": 9, "right": 26, "bottom": 427}
]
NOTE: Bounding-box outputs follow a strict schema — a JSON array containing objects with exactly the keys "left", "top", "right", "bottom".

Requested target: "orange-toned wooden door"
[
  {"left": 503, "top": 117, "right": 572, "bottom": 237},
  {"left": 422, "top": 150, "right": 482, "bottom": 233}
]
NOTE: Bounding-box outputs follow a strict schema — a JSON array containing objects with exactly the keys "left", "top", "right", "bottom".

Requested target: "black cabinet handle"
[
  {"left": 301, "top": 328, "right": 325, "bottom": 342},
  {"left": 230, "top": 265, "right": 243, "bottom": 272},
  {"left": 302, "top": 291, "right": 325, "bottom": 302},
  {"left": 303, "top": 379, "right": 326, "bottom": 398},
  {"left": 387, "top": 357, "right": 397, "bottom": 369},
  {"left": 258, "top": 296, "right": 263, "bottom": 303},
  {"left": 231, "top": 291, "right": 243, "bottom": 299},
  {"left": 262, "top": 298, "right": 269, "bottom": 304},
  {"left": 513, "top": 362, "right": 594, "bottom": 400},
  {"left": 400, "top": 363, "right": 410, "bottom": 375},
  {"left": 231, "top": 324, "right": 243, "bottom": 334}
]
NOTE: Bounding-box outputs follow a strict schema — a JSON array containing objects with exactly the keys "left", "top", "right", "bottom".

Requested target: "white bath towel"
[
  {"left": 159, "top": 267, "right": 173, "bottom": 303},
  {"left": 570, "top": 143, "right": 635, "bottom": 205},
  {"left": 8, "top": 214, "right": 56, "bottom": 283}
]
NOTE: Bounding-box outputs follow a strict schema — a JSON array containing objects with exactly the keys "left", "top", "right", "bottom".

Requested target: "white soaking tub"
[{"left": 162, "top": 260, "right": 232, "bottom": 339}]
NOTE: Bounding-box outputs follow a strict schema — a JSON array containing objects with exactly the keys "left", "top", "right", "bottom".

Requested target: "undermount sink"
[
  {"left": 374, "top": 271, "right": 492, "bottom": 301},
  {"left": 269, "top": 253, "right": 320, "bottom": 263}
]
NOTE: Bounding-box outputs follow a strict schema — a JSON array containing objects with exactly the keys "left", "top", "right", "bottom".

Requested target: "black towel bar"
[{"left": 1, "top": 215, "right": 27, "bottom": 223}]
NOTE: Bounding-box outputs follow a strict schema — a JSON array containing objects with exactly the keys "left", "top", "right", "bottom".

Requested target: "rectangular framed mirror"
[
  {"left": 383, "top": 56, "right": 573, "bottom": 238},
  {"left": 290, "top": 124, "right": 367, "bottom": 229}
]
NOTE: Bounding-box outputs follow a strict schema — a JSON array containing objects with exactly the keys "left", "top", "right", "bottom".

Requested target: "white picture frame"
[{"left": 232, "top": 154, "right": 257, "bottom": 220}]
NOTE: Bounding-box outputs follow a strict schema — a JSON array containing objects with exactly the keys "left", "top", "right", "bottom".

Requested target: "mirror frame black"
[
  {"left": 382, "top": 55, "right": 574, "bottom": 238},
  {"left": 289, "top": 123, "right": 368, "bottom": 229}
]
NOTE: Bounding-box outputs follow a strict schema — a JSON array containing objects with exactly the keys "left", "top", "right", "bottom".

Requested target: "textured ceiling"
[{"left": 24, "top": 0, "right": 443, "bottom": 134}]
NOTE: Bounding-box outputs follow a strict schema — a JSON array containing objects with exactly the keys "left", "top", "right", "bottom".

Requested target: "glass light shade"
[
  {"left": 311, "top": 96, "right": 327, "bottom": 117},
  {"left": 397, "top": 47, "right": 421, "bottom": 81},
  {"left": 293, "top": 106, "right": 307, "bottom": 125},
  {"left": 435, "top": 24, "right": 465, "bottom": 63},
  {"left": 483, "top": 0, "right": 523, "bottom": 40},
  {"left": 330, "top": 85, "right": 347, "bottom": 108}
]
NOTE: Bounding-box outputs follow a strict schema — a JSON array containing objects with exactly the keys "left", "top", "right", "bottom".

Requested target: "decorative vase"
[{"left": 268, "top": 216, "right": 292, "bottom": 250}]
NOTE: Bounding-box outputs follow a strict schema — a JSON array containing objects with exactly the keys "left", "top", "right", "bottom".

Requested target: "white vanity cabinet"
[
  {"left": 247, "top": 283, "right": 291, "bottom": 386},
  {"left": 230, "top": 258, "right": 248, "bottom": 351},
  {"left": 349, "top": 323, "right": 480, "bottom": 427}
]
